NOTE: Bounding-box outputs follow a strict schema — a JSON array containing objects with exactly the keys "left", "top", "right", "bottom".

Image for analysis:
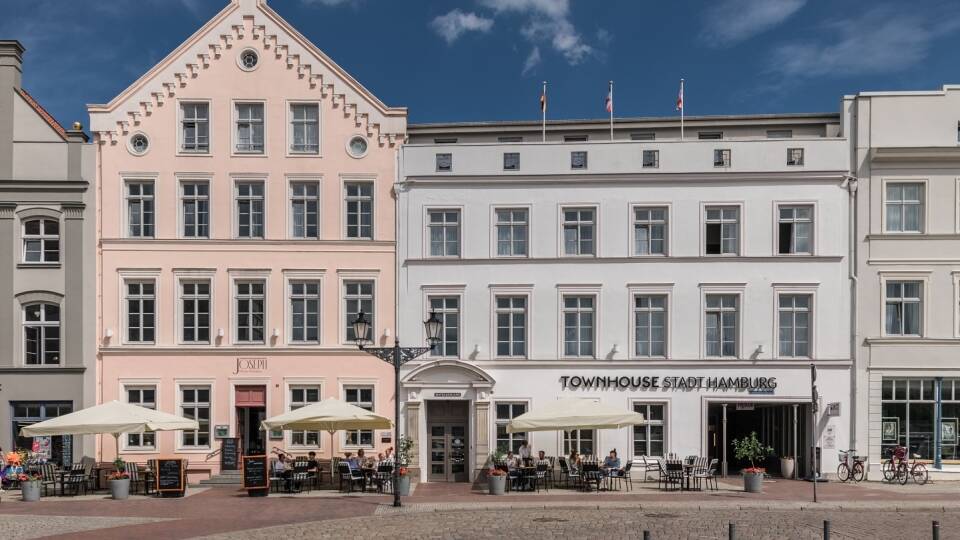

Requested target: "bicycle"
[
  {"left": 881, "top": 445, "right": 905, "bottom": 482},
  {"left": 836, "top": 449, "right": 865, "bottom": 482},
  {"left": 884, "top": 446, "right": 929, "bottom": 485}
]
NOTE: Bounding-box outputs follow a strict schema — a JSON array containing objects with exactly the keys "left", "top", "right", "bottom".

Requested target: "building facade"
[
  {"left": 0, "top": 41, "right": 95, "bottom": 463},
  {"left": 398, "top": 116, "right": 854, "bottom": 482},
  {"left": 88, "top": 0, "right": 406, "bottom": 477},
  {"left": 848, "top": 86, "right": 960, "bottom": 477}
]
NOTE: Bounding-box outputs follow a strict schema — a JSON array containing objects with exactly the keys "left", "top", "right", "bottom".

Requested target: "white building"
[
  {"left": 847, "top": 86, "right": 960, "bottom": 477},
  {"left": 397, "top": 114, "right": 854, "bottom": 483}
]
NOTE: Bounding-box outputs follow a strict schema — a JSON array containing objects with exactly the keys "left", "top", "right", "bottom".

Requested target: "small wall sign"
[
  {"left": 233, "top": 357, "right": 268, "bottom": 375},
  {"left": 214, "top": 425, "right": 230, "bottom": 438}
]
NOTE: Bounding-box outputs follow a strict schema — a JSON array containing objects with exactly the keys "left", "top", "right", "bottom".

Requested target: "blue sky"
[{"left": 5, "top": 0, "right": 960, "bottom": 129}]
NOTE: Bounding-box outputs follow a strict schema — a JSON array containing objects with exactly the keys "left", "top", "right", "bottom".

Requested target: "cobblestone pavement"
[
  {"left": 198, "top": 508, "right": 956, "bottom": 540},
  {"left": 0, "top": 514, "right": 171, "bottom": 540}
]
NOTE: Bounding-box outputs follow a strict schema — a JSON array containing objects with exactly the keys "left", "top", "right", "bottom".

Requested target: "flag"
[
  {"left": 605, "top": 87, "right": 613, "bottom": 113},
  {"left": 540, "top": 87, "right": 547, "bottom": 112},
  {"left": 676, "top": 79, "right": 684, "bottom": 111}
]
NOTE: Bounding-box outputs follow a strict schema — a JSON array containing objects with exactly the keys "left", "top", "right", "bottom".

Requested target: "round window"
[
  {"left": 129, "top": 133, "right": 149, "bottom": 155},
  {"left": 347, "top": 135, "right": 368, "bottom": 158},
  {"left": 239, "top": 49, "right": 259, "bottom": 71}
]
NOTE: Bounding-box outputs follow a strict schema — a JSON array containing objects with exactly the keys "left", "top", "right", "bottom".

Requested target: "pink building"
[{"left": 88, "top": 0, "right": 406, "bottom": 478}]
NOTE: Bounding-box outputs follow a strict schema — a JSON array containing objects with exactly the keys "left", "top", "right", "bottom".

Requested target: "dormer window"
[
  {"left": 436, "top": 153, "right": 453, "bottom": 172},
  {"left": 713, "top": 149, "right": 731, "bottom": 167}
]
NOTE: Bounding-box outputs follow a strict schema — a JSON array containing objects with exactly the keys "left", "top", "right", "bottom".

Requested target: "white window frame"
[
  {"left": 559, "top": 205, "right": 598, "bottom": 257},
  {"left": 178, "top": 178, "right": 211, "bottom": 239},
  {"left": 427, "top": 294, "right": 462, "bottom": 359},
  {"left": 342, "top": 383, "right": 376, "bottom": 449},
  {"left": 286, "top": 100, "right": 321, "bottom": 156},
  {"left": 22, "top": 301, "right": 62, "bottom": 366},
  {"left": 701, "top": 203, "right": 743, "bottom": 257},
  {"left": 562, "top": 428, "right": 596, "bottom": 455},
  {"left": 630, "top": 401, "right": 668, "bottom": 459},
  {"left": 288, "top": 177, "right": 321, "bottom": 240},
  {"left": 176, "top": 381, "right": 213, "bottom": 451},
  {"left": 233, "top": 279, "right": 267, "bottom": 345},
  {"left": 490, "top": 205, "right": 531, "bottom": 259},
  {"left": 339, "top": 271, "right": 379, "bottom": 345},
  {"left": 424, "top": 207, "right": 463, "bottom": 259},
  {"left": 772, "top": 284, "right": 818, "bottom": 359},
  {"left": 699, "top": 284, "right": 745, "bottom": 359},
  {"left": 774, "top": 201, "right": 816, "bottom": 256},
  {"left": 287, "top": 382, "right": 324, "bottom": 448},
  {"left": 125, "top": 179, "right": 156, "bottom": 239},
  {"left": 557, "top": 286, "right": 600, "bottom": 359},
  {"left": 628, "top": 284, "right": 673, "bottom": 359},
  {"left": 494, "top": 400, "right": 531, "bottom": 453},
  {"left": 342, "top": 177, "right": 375, "bottom": 240},
  {"left": 881, "top": 179, "right": 927, "bottom": 234},
  {"left": 116, "top": 270, "right": 160, "bottom": 346},
  {"left": 173, "top": 270, "right": 216, "bottom": 346},
  {"left": 954, "top": 271, "right": 960, "bottom": 338},
  {"left": 179, "top": 278, "right": 212, "bottom": 345},
  {"left": 491, "top": 286, "right": 532, "bottom": 359},
  {"left": 124, "top": 279, "right": 156, "bottom": 345},
  {"left": 233, "top": 178, "right": 266, "bottom": 239},
  {"left": 123, "top": 384, "right": 158, "bottom": 450},
  {"left": 21, "top": 217, "right": 60, "bottom": 264},
  {"left": 630, "top": 204, "right": 670, "bottom": 257},
  {"left": 288, "top": 279, "right": 322, "bottom": 344},
  {"left": 879, "top": 272, "right": 929, "bottom": 338},
  {"left": 232, "top": 100, "right": 266, "bottom": 156},
  {"left": 177, "top": 99, "right": 211, "bottom": 155}
]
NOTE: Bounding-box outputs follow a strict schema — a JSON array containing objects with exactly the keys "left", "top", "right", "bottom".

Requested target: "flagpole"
[
  {"left": 608, "top": 80, "right": 614, "bottom": 141},
  {"left": 680, "top": 78, "right": 685, "bottom": 141},
  {"left": 541, "top": 81, "right": 547, "bottom": 143}
]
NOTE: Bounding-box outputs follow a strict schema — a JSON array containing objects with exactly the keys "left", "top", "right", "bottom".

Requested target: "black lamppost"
[{"left": 352, "top": 310, "right": 442, "bottom": 507}]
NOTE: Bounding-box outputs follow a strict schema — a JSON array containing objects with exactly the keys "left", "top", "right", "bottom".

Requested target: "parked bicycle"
[
  {"left": 836, "top": 449, "right": 865, "bottom": 482},
  {"left": 882, "top": 445, "right": 928, "bottom": 485}
]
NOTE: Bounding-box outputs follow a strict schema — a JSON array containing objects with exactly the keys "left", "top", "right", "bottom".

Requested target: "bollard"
[
  {"left": 729, "top": 522, "right": 735, "bottom": 540},
  {"left": 933, "top": 520, "right": 940, "bottom": 540},
  {"left": 823, "top": 520, "right": 830, "bottom": 540},
  {"left": 643, "top": 531, "right": 650, "bottom": 540}
]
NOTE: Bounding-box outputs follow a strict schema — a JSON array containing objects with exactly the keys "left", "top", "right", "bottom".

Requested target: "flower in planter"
[
  {"left": 398, "top": 467, "right": 409, "bottom": 477},
  {"left": 487, "top": 468, "right": 507, "bottom": 477},
  {"left": 108, "top": 471, "right": 130, "bottom": 481}
]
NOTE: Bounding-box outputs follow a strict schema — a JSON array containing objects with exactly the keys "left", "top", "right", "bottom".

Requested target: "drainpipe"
[
  {"left": 842, "top": 175, "right": 859, "bottom": 455},
  {"left": 935, "top": 377, "right": 943, "bottom": 469}
]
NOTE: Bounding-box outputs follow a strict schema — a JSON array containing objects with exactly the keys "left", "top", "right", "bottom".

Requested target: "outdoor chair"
[
  {"left": 375, "top": 463, "right": 393, "bottom": 494},
  {"left": 664, "top": 460, "right": 685, "bottom": 491},
  {"left": 338, "top": 462, "right": 365, "bottom": 493},
  {"left": 694, "top": 459, "right": 719, "bottom": 491},
  {"left": 81, "top": 457, "right": 97, "bottom": 493},
  {"left": 61, "top": 463, "right": 88, "bottom": 496},
  {"left": 536, "top": 459, "right": 553, "bottom": 490},
  {"left": 637, "top": 456, "right": 660, "bottom": 483},
  {"left": 269, "top": 458, "right": 283, "bottom": 493},
  {"left": 126, "top": 461, "right": 144, "bottom": 495},
  {"left": 558, "top": 457, "right": 579, "bottom": 489},
  {"left": 39, "top": 463, "right": 58, "bottom": 496},
  {"left": 145, "top": 459, "right": 157, "bottom": 495},
  {"left": 291, "top": 461, "right": 311, "bottom": 493},
  {"left": 580, "top": 460, "right": 602, "bottom": 492},
  {"left": 621, "top": 461, "right": 634, "bottom": 491}
]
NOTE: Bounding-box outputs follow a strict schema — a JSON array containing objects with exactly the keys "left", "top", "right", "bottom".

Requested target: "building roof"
[
  {"left": 409, "top": 112, "right": 840, "bottom": 131},
  {"left": 15, "top": 87, "right": 67, "bottom": 140}
]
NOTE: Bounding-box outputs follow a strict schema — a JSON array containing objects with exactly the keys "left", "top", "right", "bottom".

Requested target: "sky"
[{"left": 5, "top": 0, "right": 960, "bottom": 130}]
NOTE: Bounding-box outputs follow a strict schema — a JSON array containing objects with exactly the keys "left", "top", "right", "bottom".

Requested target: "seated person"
[
  {"left": 602, "top": 449, "right": 622, "bottom": 476},
  {"left": 344, "top": 452, "right": 359, "bottom": 470},
  {"left": 505, "top": 451, "right": 520, "bottom": 470},
  {"left": 306, "top": 451, "right": 319, "bottom": 472},
  {"left": 376, "top": 453, "right": 386, "bottom": 466},
  {"left": 537, "top": 450, "right": 547, "bottom": 463},
  {"left": 356, "top": 449, "right": 371, "bottom": 468},
  {"left": 567, "top": 450, "right": 580, "bottom": 473}
]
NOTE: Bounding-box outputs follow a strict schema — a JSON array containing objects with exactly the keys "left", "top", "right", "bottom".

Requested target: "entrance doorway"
[
  {"left": 235, "top": 385, "right": 266, "bottom": 455},
  {"left": 426, "top": 400, "right": 469, "bottom": 482},
  {"left": 707, "top": 402, "right": 809, "bottom": 478}
]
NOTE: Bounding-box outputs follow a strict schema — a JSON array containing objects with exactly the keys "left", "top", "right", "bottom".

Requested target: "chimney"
[{"left": 0, "top": 40, "right": 24, "bottom": 90}]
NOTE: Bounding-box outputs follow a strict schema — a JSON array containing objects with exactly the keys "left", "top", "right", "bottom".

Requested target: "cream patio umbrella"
[
  {"left": 506, "top": 398, "right": 645, "bottom": 433},
  {"left": 260, "top": 397, "right": 393, "bottom": 457},
  {"left": 19, "top": 400, "right": 199, "bottom": 458}
]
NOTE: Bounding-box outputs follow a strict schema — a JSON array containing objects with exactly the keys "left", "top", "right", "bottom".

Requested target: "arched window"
[
  {"left": 22, "top": 218, "right": 60, "bottom": 263},
  {"left": 24, "top": 302, "right": 60, "bottom": 365}
]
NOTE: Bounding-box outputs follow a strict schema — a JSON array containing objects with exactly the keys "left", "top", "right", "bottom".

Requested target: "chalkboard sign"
[
  {"left": 220, "top": 438, "right": 239, "bottom": 471},
  {"left": 242, "top": 455, "right": 268, "bottom": 492},
  {"left": 156, "top": 458, "right": 185, "bottom": 495}
]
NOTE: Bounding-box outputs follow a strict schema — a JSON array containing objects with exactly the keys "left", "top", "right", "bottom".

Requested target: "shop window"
[
  {"left": 126, "top": 386, "right": 156, "bottom": 448},
  {"left": 344, "top": 386, "right": 374, "bottom": 446},
  {"left": 290, "top": 386, "right": 321, "bottom": 446},
  {"left": 563, "top": 429, "right": 594, "bottom": 456},
  {"left": 495, "top": 402, "right": 527, "bottom": 453},
  {"left": 880, "top": 378, "right": 960, "bottom": 460},
  {"left": 12, "top": 401, "right": 73, "bottom": 466},
  {"left": 633, "top": 403, "right": 666, "bottom": 457}
]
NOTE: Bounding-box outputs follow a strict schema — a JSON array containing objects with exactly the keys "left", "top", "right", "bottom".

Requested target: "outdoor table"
[{"left": 516, "top": 466, "right": 536, "bottom": 491}]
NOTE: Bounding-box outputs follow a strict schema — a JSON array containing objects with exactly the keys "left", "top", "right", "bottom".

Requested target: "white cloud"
[
  {"left": 480, "top": 0, "right": 596, "bottom": 65},
  {"left": 769, "top": 6, "right": 960, "bottom": 78},
  {"left": 430, "top": 9, "right": 495, "bottom": 44},
  {"left": 521, "top": 46, "right": 541, "bottom": 75},
  {"left": 700, "top": 0, "right": 806, "bottom": 47}
]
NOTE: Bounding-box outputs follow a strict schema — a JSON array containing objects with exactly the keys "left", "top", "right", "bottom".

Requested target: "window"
[
  {"left": 126, "top": 281, "right": 155, "bottom": 343},
  {"left": 713, "top": 149, "right": 731, "bottom": 167},
  {"left": 503, "top": 152, "right": 520, "bottom": 171},
  {"left": 347, "top": 136, "right": 368, "bottom": 158},
  {"left": 180, "top": 102, "right": 209, "bottom": 153},
  {"left": 564, "top": 135, "right": 588, "bottom": 142},
  {"left": 879, "top": 378, "right": 960, "bottom": 460},
  {"left": 290, "top": 182, "right": 319, "bottom": 239},
  {"left": 236, "top": 182, "right": 264, "bottom": 239},
  {"left": 289, "top": 386, "right": 321, "bottom": 446},
  {"left": 634, "top": 295, "right": 666, "bottom": 357},
  {"left": 705, "top": 294, "right": 738, "bottom": 357},
  {"left": 495, "top": 402, "right": 527, "bottom": 453},
  {"left": 22, "top": 218, "right": 59, "bottom": 263},
  {"left": 778, "top": 205, "right": 813, "bottom": 254},
  {"left": 344, "top": 182, "right": 373, "bottom": 239},
  {"left": 181, "top": 281, "right": 210, "bottom": 343},
  {"left": 11, "top": 402, "right": 72, "bottom": 466},
  {"left": 344, "top": 386, "right": 374, "bottom": 446},
  {"left": 631, "top": 132, "right": 655, "bottom": 141},
  {"left": 344, "top": 280, "right": 374, "bottom": 342},
  {"left": 885, "top": 281, "right": 922, "bottom": 336},
  {"left": 704, "top": 206, "right": 739, "bottom": 255},
  {"left": 429, "top": 296, "right": 460, "bottom": 357},
  {"left": 495, "top": 208, "right": 528, "bottom": 257},
  {"left": 180, "top": 386, "right": 210, "bottom": 448},
  {"left": 778, "top": 294, "right": 811, "bottom": 357},
  {"left": 126, "top": 386, "right": 156, "bottom": 448},
  {"left": 563, "top": 429, "right": 594, "bottom": 455},
  {"left": 562, "top": 208, "right": 595, "bottom": 256},
  {"left": 239, "top": 49, "right": 259, "bottom": 70},
  {"left": 129, "top": 133, "right": 149, "bottom": 155},
  {"left": 642, "top": 150, "right": 659, "bottom": 168},
  {"left": 787, "top": 148, "right": 804, "bottom": 166},
  {"left": 290, "top": 281, "right": 320, "bottom": 343},
  {"left": 126, "top": 182, "right": 154, "bottom": 238},
  {"left": 235, "top": 102, "right": 264, "bottom": 153},
  {"left": 289, "top": 103, "right": 319, "bottom": 154},
  {"left": 495, "top": 296, "right": 527, "bottom": 357},
  {"left": 434, "top": 138, "right": 458, "bottom": 144},
  {"left": 498, "top": 136, "right": 523, "bottom": 143},
  {"left": 633, "top": 207, "right": 667, "bottom": 255},
  {"left": 428, "top": 210, "right": 460, "bottom": 257},
  {"left": 235, "top": 281, "right": 265, "bottom": 343},
  {"left": 23, "top": 303, "right": 60, "bottom": 365},
  {"left": 767, "top": 130, "right": 793, "bottom": 138},
  {"left": 699, "top": 131, "right": 722, "bottom": 140},
  {"left": 885, "top": 183, "right": 924, "bottom": 233},
  {"left": 562, "top": 295, "right": 595, "bottom": 357},
  {"left": 181, "top": 182, "right": 209, "bottom": 238},
  {"left": 633, "top": 403, "right": 665, "bottom": 457},
  {"left": 436, "top": 153, "right": 452, "bottom": 172},
  {"left": 570, "top": 151, "right": 588, "bottom": 170}
]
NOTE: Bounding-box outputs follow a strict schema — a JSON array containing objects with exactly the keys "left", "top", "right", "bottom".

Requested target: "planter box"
[
  {"left": 780, "top": 458, "right": 795, "bottom": 479},
  {"left": 743, "top": 471, "right": 763, "bottom": 493},
  {"left": 21, "top": 481, "right": 41, "bottom": 502},
  {"left": 488, "top": 474, "right": 506, "bottom": 495},
  {"left": 397, "top": 475, "right": 411, "bottom": 496},
  {"left": 110, "top": 478, "right": 130, "bottom": 500}
]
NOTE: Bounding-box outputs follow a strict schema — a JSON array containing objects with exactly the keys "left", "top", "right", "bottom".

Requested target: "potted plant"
[
  {"left": 732, "top": 431, "right": 774, "bottom": 493},
  {"left": 396, "top": 435, "right": 414, "bottom": 496},
  {"left": 780, "top": 455, "right": 796, "bottom": 479},
  {"left": 109, "top": 459, "right": 130, "bottom": 500},
  {"left": 19, "top": 472, "right": 42, "bottom": 502},
  {"left": 487, "top": 449, "right": 507, "bottom": 495}
]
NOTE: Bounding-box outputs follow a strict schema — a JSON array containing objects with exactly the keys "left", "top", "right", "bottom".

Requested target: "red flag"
[{"left": 676, "top": 80, "right": 684, "bottom": 111}]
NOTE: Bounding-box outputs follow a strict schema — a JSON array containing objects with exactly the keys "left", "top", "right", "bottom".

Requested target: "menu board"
[
  {"left": 220, "top": 438, "right": 239, "bottom": 471},
  {"left": 242, "top": 455, "right": 268, "bottom": 492},
  {"left": 156, "top": 458, "right": 185, "bottom": 495}
]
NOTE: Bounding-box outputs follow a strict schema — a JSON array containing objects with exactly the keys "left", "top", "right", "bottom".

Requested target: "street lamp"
[{"left": 352, "top": 310, "right": 442, "bottom": 507}]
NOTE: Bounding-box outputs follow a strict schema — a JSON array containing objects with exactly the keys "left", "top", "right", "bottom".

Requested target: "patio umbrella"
[
  {"left": 19, "top": 400, "right": 199, "bottom": 457},
  {"left": 506, "top": 398, "right": 645, "bottom": 433},
  {"left": 260, "top": 397, "right": 392, "bottom": 457}
]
